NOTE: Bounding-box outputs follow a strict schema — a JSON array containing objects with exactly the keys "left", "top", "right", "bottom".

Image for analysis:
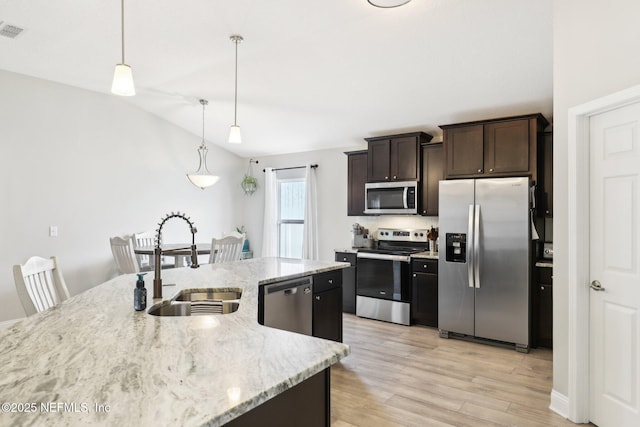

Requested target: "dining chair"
[
  {"left": 209, "top": 235, "right": 245, "bottom": 264},
  {"left": 133, "top": 231, "right": 156, "bottom": 271},
  {"left": 13, "top": 256, "right": 70, "bottom": 316},
  {"left": 110, "top": 235, "right": 140, "bottom": 274}
]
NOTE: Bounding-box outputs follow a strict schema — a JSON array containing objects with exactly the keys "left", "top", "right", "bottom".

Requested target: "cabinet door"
[
  {"left": 421, "top": 143, "right": 443, "bottom": 216},
  {"left": 335, "top": 252, "right": 356, "bottom": 314},
  {"left": 484, "top": 119, "right": 530, "bottom": 175},
  {"left": 543, "top": 132, "right": 553, "bottom": 217},
  {"left": 411, "top": 259, "right": 438, "bottom": 326},
  {"left": 347, "top": 152, "right": 368, "bottom": 216},
  {"left": 367, "top": 139, "right": 391, "bottom": 182},
  {"left": 445, "top": 125, "right": 484, "bottom": 178},
  {"left": 313, "top": 287, "right": 343, "bottom": 342},
  {"left": 390, "top": 136, "right": 419, "bottom": 181}
]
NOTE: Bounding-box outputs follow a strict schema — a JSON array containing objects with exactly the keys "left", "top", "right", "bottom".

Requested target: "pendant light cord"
[
  {"left": 200, "top": 99, "right": 208, "bottom": 145},
  {"left": 233, "top": 38, "right": 238, "bottom": 126},
  {"left": 120, "top": 0, "right": 125, "bottom": 64}
]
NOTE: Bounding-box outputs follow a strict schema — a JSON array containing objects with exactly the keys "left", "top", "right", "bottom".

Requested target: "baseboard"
[
  {"left": 549, "top": 389, "right": 570, "bottom": 420},
  {"left": 0, "top": 318, "right": 24, "bottom": 329}
]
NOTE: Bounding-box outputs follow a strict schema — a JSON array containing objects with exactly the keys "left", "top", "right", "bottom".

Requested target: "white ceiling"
[{"left": 0, "top": 0, "right": 553, "bottom": 158}]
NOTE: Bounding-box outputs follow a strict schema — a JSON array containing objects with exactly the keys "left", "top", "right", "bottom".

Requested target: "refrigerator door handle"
[
  {"left": 474, "top": 204, "right": 481, "bottom": 289},
  {"left": 467, "top": 204, "right": 475, "bottom": 288}
]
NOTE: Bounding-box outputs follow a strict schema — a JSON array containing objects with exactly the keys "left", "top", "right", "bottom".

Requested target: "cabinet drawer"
[
  {"left": 412, "top": 259, "right": 438, "bottom": 274},
  {"left": 335, "top": 252, "right": 356, "bottom": 266},
  {"left": 537, "top": 266, "right": 552, "bottom": 285},
  {"left": 314, "top": 270, "right": 342, "bottom": 293}
]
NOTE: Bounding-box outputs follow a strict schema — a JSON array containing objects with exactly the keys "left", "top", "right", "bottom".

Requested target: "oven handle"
[{"left": 357, "top": 252, "right": 411, "bottom": 263}]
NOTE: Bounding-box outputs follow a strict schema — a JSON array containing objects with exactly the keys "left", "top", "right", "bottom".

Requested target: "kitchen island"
[{"left": 0, "top": 257, "right": 350, "bottom": 426}]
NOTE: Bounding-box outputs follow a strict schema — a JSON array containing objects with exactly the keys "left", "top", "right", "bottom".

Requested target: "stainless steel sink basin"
[
  {"left": 174, "top": 289, "right": 242, "bottom": 302},
  {"left": 147, "top": 288, "right": 242, "bottom": 316}
]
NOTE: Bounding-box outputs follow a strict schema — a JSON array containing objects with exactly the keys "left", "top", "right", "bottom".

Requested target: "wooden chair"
[
  {"left": 110, "top": 235, "right": 140, "bottom": 274},
  {"left": 133, "top": 231, "right": 156, "bottom": 271},
  {"left": 209, "top": 235, "right": 245, "bottom": 264},
  {"left": 13, "top": 256, "right": 70, "bottom": 316}
]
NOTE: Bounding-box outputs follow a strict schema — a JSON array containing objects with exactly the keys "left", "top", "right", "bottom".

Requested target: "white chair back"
[
  {"left": 209, "top": 235, "right": 245, "bottom": 264},
  {"left": 110, "top": 235, "right": 140, "bottom": 274},
  {"left": 13, "top": 256, "right": 70, "bottom": 316},
  {"left": 133, "top": 231, "right": 156, "bottom": 271}
]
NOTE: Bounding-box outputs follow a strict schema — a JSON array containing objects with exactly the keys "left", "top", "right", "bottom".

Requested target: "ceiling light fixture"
[
  {"left": 367, "top": 0, "right": 412, "bottom": 8},
  {"left": 228, "top": 35, "right": 244, "bottom": 144},
  {"left": 187, "top": 99, "right": 220, "bottom": 190},
  {"left": 111, "top": 0, "right": 135, "bottom": 96}
]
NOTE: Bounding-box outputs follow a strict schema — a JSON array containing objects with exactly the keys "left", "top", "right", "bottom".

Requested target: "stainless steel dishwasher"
[{"left": 259, "top": 276, "right": 313, "bottom": 335}]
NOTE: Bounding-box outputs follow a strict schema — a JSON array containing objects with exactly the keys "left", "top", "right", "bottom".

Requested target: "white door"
[{"left": 589, "top": 102, "right": 640, "bottom": 426}]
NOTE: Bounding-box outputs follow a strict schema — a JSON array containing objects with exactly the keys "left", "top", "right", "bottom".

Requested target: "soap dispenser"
[{"left": 134, "top": 273, "right": 147, "bottom": 311}]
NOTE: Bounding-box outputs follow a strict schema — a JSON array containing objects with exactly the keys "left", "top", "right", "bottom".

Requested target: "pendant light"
[
  {"left": 228, "top": 35, "right": 243, "bottom": 144},
  {"left": 111, "top": 0, "right": 135, "bottom": 96},
  {"left": 367, "top": 0, "right": 412, "bottom": 7},
  {"left": 187, "top": 99, "right": 220, "bottom": 190}
]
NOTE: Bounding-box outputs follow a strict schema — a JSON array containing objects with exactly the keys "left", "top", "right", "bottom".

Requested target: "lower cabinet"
[
  {"left": 313, "top": 270, "right": 343, "bottom": 342},
  {"left": 334, "top": 252, "right": 356, "bottom": 314},
  {"left": 411, "top": 259, "right": 438, "bottom": 327},
  {"left": 532, "top": 266, "right": 553, "bottom": 348}
]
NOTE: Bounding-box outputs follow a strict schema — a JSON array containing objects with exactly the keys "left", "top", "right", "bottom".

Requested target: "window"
[{"left": 278, "top": 178, "right": 305, "bottom": 258}]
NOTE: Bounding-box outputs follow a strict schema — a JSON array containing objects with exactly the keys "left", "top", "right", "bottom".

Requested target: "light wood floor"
[{"left": 331, "top": 314, "right": 577, "bottom": 427}]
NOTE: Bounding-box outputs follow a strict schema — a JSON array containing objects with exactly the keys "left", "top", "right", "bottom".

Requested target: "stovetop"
[{"left": 360, "top": 228, "right": 430, "bottom": 255}]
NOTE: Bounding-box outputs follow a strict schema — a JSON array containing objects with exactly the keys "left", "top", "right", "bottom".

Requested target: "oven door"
[{"left": 356, "top": 253, "right": 412, "bottom": 302}]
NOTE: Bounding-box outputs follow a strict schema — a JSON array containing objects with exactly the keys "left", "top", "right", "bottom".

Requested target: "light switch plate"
[{"left": 49, "top": 226, "right": 58, "bottom": 237}]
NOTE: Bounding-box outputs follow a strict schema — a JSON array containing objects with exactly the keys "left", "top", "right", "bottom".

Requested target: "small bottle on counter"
[{"left": 134, "top": 273, "right": 147, "bottom": 311}]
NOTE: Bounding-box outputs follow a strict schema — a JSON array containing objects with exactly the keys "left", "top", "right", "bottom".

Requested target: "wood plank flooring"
[{"left": 331, "top": 314, "right": 577, "bottom": 427}]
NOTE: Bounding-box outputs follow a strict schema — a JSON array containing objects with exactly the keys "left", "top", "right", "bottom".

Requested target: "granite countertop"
[
  {"left": 0, "top": 258, "right": 350, "bottom": 426},
  {"left": 411, "top": 251, "right": 439, "bottom": 260},
  {"left": 334, "top": 248, "right": 359, "bottom": 254},
  {"left": 535, "top": 260, "right": 553, "bottom": 268}
]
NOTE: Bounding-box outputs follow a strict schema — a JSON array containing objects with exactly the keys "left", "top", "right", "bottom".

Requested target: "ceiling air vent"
[{"left": 0, "top": 23, "right": 25, "bottom": 39}]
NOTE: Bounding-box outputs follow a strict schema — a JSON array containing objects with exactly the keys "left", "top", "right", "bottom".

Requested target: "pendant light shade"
[
  {"left": 111, "top": 0, "right": 135, "bottom": 96},
  {"left": 187, "top": 99, "right": 220, "bottom": 190},
  {"left": 367, "top": 0, "right": 412, "bottom": 7},
  {"left": 228, "top": 35, "right": 243, "bottom": 144}
]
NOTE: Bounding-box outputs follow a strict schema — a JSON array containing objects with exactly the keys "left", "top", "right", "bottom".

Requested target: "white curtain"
[
  {"left": 302, "top": 164, "right": 318, "bottom": 260},
  {"left": 261, "top": 167, "right": 278, "bottom": 257}
]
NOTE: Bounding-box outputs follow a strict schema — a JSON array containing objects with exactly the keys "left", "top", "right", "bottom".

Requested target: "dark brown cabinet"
[
  {"left": 365, "top": 132, "right": 432, "bottom": 182},
  {"left": 346, "top": 150, "right": 368, "bottom": 216},
  {"left": 313, "top": 270, "right": 343, "bottom": 342},
  {"left": 411, "top": 259, "right": 438, "bottom": 327},
  {"left": 441, "top": 114, "right": 549, "bottom": 181},
  {"left": 420, "top": 143, "right": 444, "bottom": 216},
  {"left": 532, "top": 266, "right": 553, "bottom": 348},
  {"left": 538, "top": 132, "right": 553, "bottom": 217},
  {"left": 335, "top": 252, "right": 356, "bottom": 314}
]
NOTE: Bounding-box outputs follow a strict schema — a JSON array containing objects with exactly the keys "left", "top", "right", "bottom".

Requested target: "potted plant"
[{"left": 241, "top": 174, "right": 258, "bottom": 195}]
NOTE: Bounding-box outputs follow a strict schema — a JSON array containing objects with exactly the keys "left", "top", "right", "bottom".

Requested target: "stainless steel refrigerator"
[{"left": 438, "top": 177, "right": 530, "bottom": 352}]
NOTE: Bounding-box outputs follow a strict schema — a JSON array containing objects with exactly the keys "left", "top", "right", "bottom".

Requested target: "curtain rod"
[{"left": 263, "top": 164, "right": 318, "bottom": 172}]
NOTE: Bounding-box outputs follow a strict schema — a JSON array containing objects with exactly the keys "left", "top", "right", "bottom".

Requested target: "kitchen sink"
[
  {"left": 174, "top": 289, "right": 242, "bottom": 302},
  {"left": 147, "top": 288, "right": 242, "bottom": 316}
]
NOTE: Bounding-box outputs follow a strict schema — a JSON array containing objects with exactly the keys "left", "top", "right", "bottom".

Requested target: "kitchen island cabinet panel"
[{"left": 335, "top": 251, "right": 356, "bottom": 313}]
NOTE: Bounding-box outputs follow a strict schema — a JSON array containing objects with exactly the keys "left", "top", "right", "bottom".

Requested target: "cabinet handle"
[
  {"left": 385, "top": 176, "right": 389, "bottom": 180},
  {"left": 413, "top": 273, "right": 416, "bottom": 277},
  {"left": 342, "top": 257, "right": 347, "bottom": 261},
  {"left": 315, "top": 295, "right": 321, "bottom": 300},
  {"left": 489, "top": 168, "right": 494, "bottom": 172},
  {"left": 423, "top": 264, "right": 427, "bottom": 269},
  {"left": 478, "top": 169, "right": 482, "bottom": 173},
  {"left": 328, "top": 279, "right": 333, "bottom": 284},
  {"left": 393, "top": 175, "right": 397, "bottom": 179},
  {"left": 541, "top": 286, "right": 545, "bottom": 291}
]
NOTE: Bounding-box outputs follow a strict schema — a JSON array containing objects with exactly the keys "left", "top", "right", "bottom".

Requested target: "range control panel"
[{"left": 376, "top": 228, "right": 429, "bottom": 243}]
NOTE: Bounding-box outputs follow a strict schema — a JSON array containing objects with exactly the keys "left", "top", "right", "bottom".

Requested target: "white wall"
[
  {"left": 242, "top": 147, "right": 437, "bottom": 262},
  {"left": 553, "top": 0, "right": 640, "bottom": 398},
  {"left": 0, "top": 70, "right": 244, "bottom": 322}
]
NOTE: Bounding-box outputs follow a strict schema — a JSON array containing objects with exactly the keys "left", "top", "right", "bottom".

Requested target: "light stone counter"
[
  {"left": 0, "top": 257, "right": 350, "bottom": 426},
  {"left": 411, "top": 251, "right": 439, "bottom": 260}
]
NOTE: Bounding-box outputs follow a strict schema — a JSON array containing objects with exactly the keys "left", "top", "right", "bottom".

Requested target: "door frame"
[{"left": 567, "top": 83, "right": 640, "bottom": 422}]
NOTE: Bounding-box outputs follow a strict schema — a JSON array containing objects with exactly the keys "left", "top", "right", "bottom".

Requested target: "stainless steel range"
[{"left": 356, "top": 228, "right": 430, "bottom": 325}]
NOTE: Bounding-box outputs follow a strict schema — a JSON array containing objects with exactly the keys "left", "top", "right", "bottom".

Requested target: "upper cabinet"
[
  {"left": 420, "top": 142, "right": 444, "bottom": 216},
  {"left": 440, "top": 114, "right": 549, "bottom": 181},
  {"left": 346, "top": 150, "right": 368, "bottom": 216},
  {"left": 365, "top": 132, "right": 433, "bottom": 182}
]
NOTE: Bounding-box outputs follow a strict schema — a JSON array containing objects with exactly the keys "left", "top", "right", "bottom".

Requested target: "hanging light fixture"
[
  {"left": 111, "top": 0, "right": 135, "bottom": 96},
  {"left": 187, "top": 99, "right": 220, "bottom": 190},
  {"left": 367, "top": 0, "right": 412, "bottom": 7},
  {"left": 228, "top": 35, "right": 243, "bottom": 144}
]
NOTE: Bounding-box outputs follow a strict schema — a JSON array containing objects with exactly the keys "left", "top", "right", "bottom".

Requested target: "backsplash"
[{"left": 349, "top": 216, "right": 439, "bottom": 237}]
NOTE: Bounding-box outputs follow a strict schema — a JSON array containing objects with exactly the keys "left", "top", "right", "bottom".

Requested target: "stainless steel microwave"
[{"left": 364, "top": 181, "right": 418, "bottom": 215}]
